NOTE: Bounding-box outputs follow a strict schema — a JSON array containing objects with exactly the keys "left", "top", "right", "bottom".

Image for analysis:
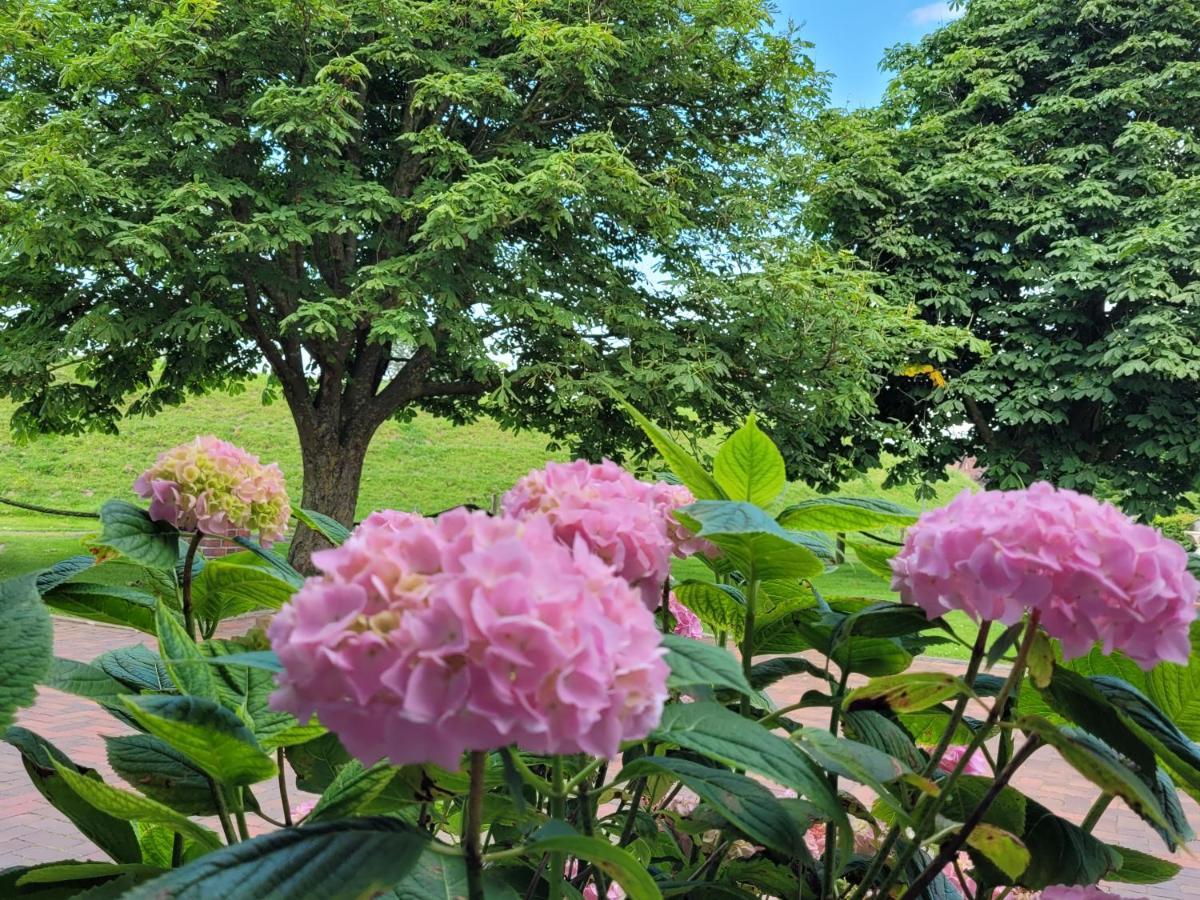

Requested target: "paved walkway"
[{"left": 3, "top": 618, "right": 1198, "bottom": 898}]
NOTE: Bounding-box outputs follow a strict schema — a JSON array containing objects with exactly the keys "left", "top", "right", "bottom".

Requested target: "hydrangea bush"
[{"left": 2, "top": 410, "right": 1199, "bottom": 900}]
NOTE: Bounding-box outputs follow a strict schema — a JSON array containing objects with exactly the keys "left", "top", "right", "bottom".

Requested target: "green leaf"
[
  {"left": 231, "top": 537, "right": 304, "bottom": 588},
  {"left": 678, "top": 501, "right": 823, "bottom": 579},
  {"left": 674, "top": 581, "right": 746, "bottom": 637},
  {"left": 191, "top": 560, "right": 295, "bottom": 634},
  {"left": 119, "top": 818, "right": 428, "bottom": 900},
  {"left": 845, "top": 672, "right": 973, "bottom": 713},
  {"left": 841, "top": 709, "right": 926, "bottom": 771},
  {"left": 1037, "top": 669, "right": 1157, "bottom": 778},
  {"left": 524, "top": 829, "right": 663, "bottom": 899},
  {"left": 2, "top": 727, "right": 143, "bottom": 865},
  {"left": 120, "top": 694, "right": 277, "bottom": 786},
  {"left": 1027, "top": 632, "right": 1055, "bottom": 689},
  {"left": 0, "top": 575, "right": 53, "bottom": 729},
  {"left": 105, "top": 734, "right": 224, "bottom": 815},
  {"left": 15, "top": 863, "right": 164, "bottom": 887},
  {"left": 838, "top": 602, "right": 939, "bottom": 639},
  {"left": 201, "top": 650, "right": 283, "bottom": 673},
  {"left": 39, "top": 582, "right": 158, "bottom": 634},
  {"left": 791, "top": 726, "right": 909, "bottom": 811},
  {"left": 650, "top": 702, "right": 848, "bottom": 843},
  {"left": 94, "top": 645, "right": 174, "bottom": 693},
  {"left": 749, "top": 657, "right": 833, "bottom": 690},
  {"left": 753, "top": 606, "right": 913, "bottom": 674},
  {"left": 35, "top": 555, "right": 95, "bottom": 593},
  {"left": 777, "top": 497, "right": 916, "bottom": 532},
  {"left": 938, "top": 775, "right": 1027, "bottom": 836},
  {"left": 49, "top": 757, "right": 221, "bottom": 852},
  {"left": 41, "top": 658, "right": 131, "bottom": 703},
  {"left": 620, "top": 756, "right": 803, "bottom": 854},
  {"left": 285, "top": 732, "right": 353, "bottom": 793},
  {"left": 292, "top": 507, "right": 352, "bottom": 546},
  {"left": 712, "top": 414, "right": 786, "bottom": 507},
  {"left": 1105, "top": 844, "right": 1183, "bottom": 884},
  {"left": 662, "top": 634, "right": 752, "bottom": 696},
  {"left": 618, "top": 400, "right": 725, "bottom": 501},
  {"left": 385, "top": 850, "right": 520, "bottom": 899},
  {"left": 95, "top": 501, "right": 179, "bottom": 570},
  {"left": 961, "top": 822, "right": 1030, "bottom": 880},
  {"left": 306, "top": 759, "right": 397, "bottom": 823},
  {"left": 845, "top": 541, "right": 899, "bottom": 579},
  {"left": 155, "top": 600, "right": 219, "bottom": 700},
  {"left": 1018, "top": 799, "right": 1120, "bottom": 889},
  {"left": 1018, "top": 717, "right": 1174, "bottom": 839}
]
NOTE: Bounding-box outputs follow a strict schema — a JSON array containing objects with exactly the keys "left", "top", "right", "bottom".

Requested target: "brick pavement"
[{"left": 2, "top": 619, "right": 1198, "bottom": 897}]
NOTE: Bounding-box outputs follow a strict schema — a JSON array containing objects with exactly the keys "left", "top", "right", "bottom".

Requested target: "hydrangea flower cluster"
[
  {"left": 502, "top": 460, "right": 713, "bottom": 609},
  {"left": 891, "top": 483, "right": 1198, "bottom": 668},
  {"left": 134, "top": 436, "right": 290, "bottom": 546},
  {"left": 268, "top": 508, "right": 668, "bottom": 768},
  {"left": 1040, "top": 888, "right": 1132, "bottom": 900},
  {"left": 668, "top": 593, "right": 703, "bottom": 639},
  {"left": 936, "top": 745, "right": 988, "bottom": 776}
]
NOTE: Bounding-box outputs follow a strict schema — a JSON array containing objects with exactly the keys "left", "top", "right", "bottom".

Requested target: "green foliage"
[
  {"left": 809, "top": 0, "right": 1200, "bottom": 514},
  {"left": 0, "top": 575, "right": 52, "bottom": 729}
]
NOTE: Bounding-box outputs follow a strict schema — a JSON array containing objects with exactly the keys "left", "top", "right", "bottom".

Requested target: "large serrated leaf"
[
  {"left": 95, "top": 501, "right": 179, "bottom": 570},
  {"left": 712, "top": 414, "right": 786, "bottom": 507},
  {"left": 105, "top": 734, "right": 223, "bottom": 815},
  {"left": 42, "top": 658, "right": 131, "bottom": 703},
  {"left": 155, "top": 600, "right": 219, "bottom": 700},
  {"left": 678, "top": 501, "right": 824, "bottom": 580},
  {"left": 619, "top": 400, "right": 725, "bottom": 501},
  {"left": 292, "top": 507, "right": 351, "bottom": 547},
  {"left": 0, "top": 575, "right": 52, "bottom": 729},
  {"left": 777, "top": 496, "right": 917, "bottom": 532},
  {"left": 40, "top": 582, "right": 158, "bottom": 634},
  {"left": 120, "top": 694, "right": 277, "bottom": 786},
  {"left": 662, "top": 633, "right": 752, "bottom": 696}
]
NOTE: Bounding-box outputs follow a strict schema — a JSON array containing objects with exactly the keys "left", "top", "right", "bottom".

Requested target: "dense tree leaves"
[{"left": 809, "top": 0, "right": 1200, "bottom": 512}]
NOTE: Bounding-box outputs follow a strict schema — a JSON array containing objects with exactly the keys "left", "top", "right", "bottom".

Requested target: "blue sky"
[{"left": 773, "top": 1, "right": 964, "bottom": 108}]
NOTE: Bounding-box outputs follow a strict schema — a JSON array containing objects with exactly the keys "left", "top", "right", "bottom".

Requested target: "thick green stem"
[
  {"left": 277, "top": 748, "right": 293, "bottom": 826},
  {"left": 740, "top": 576, "right": 760, "bottom": 716},
  {"left": 821, "top": 664, "right": 853, "bottom": 898},
  {"left": 209, "top": 779, "right": 238, "bottom": 844},
  {"left": 181, "top": 531, "right": 203, "bottom": 642},
  {"left": 1081, "top": 793, "right": 1113, "bottom": 833},
  {"left": 548, "top": 757, "right": 566, "bottom": 900},
  {"left": 171, "top": 831, "right": 183, "bottom": 867},
  {"left": 465, "top": 751, "right": 487, "bottom": 900}
]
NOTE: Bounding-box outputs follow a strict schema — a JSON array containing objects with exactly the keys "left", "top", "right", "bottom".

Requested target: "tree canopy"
[
  {"left": 2, "top": 0, "right": 970, "bottom": 561},
  {"left": 808, "top": 0, "right": 1200, "bottom": 513}
]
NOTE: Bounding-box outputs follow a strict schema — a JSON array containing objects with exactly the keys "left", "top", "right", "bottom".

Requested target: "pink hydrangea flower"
[
  {"left": 668, "top": 593, "right": 704, "bottom": 639},
  {"left": 501, "top": 460, "right": 714, "bottom": 609},
  {"left": 133, "top": 436, "right": 290, "bottom": 546},
  {"left": 268, "top": 508, "right": 669, "bottom": 768},
  {"left": 1040, "top": 888, "right": 1133, "bottom": 900},
  {"left": 936, "top": 745, "right": 989, "bottom": 776},
  {"left": 891, "top": 483, "right": 1197, "bottom": 668}
]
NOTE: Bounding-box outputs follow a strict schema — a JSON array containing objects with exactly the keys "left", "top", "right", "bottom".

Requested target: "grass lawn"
[{"left": 1, "top": 382, "right": 981, "bottom": 659}]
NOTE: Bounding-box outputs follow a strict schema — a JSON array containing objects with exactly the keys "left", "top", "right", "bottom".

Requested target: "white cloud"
[{"left": 909, "top": 2, "right": 965, "bottom": 25}]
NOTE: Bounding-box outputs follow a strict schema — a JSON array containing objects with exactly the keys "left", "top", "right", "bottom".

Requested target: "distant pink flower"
[
  {"left": 134, "top": 436, "right": 290, "bottom": 546},
  {"left": 936, "top": 745, "right": 989, "bottom": 776},
  {"left": 566, "top": 861, "right": 626, "bottom": 900},
  {"left": 668, "top": 593, "right": 704, "bottom": 639},
  {"left": 269, "top": 508, "right": 668, "bottom": 768},
  {"left": 1040, "top": 887, "right": 1133, "bottom": 900},
  {"left": 891, "top": 483, "right": 1197, "bottom": 668},
  {"left": 291, "top": 799, "right": 317, "bottom": 821},
  {"left": 502, "top": 460, "right": 714, "bottom": 609}
]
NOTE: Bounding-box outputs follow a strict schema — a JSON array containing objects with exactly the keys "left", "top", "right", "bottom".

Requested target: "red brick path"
[{"left": 3, "top": 619, "right": 1198, "bottom": 897}]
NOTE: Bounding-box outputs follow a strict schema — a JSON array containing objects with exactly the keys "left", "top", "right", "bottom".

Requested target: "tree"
[
  {"left": 807, "top": 0, "right": 1200, "bottom": 513},
  {"left": 1, "top": 0, "right": 966, "bottom": 564}
]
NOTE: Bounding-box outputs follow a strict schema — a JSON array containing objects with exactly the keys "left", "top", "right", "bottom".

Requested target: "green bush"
[{"left": 1155, "top": 511, "right": 1200, "bottom": 547}]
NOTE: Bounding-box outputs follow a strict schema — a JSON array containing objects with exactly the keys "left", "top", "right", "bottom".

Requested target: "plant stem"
[
  {"left": 898, "top": 737, "right": 1042, "bottom": 900},
  {"left": 171, "top": 831, "right": 183, "bottom": 867},
  {"left": 181, "top": 531, "right": 203, "bottom": 641},
  {"left": 277, "top": 748, "right": 293, "bottom": 826},
  {"left": 822, "top": 664, "right": 853, "bottom": 899},
  {"left": 660, "top": 580, "right": 671, "bottom": 632},
  {"left": 873, "top": 613, "right": 1042, "bottom": 900},
  {"left": 548, "top": 756, "right": 566, "bottom": 900},
  {"left": 209, "top": 779, "right": 238, "bottom": 844},
  {"left": 561, "top": 757, "right": 605, "bottom": 796},
  {"left": 465, "top": 751, "right": 487, "bottom": 900},
  {"left": 617, "top": 777, "right": 647, "bottom": 847},
  {"left": 507, "top": 749, "right": 556, "bottom": 795},
  {"left": 1081, "top": 793, "right": 1113, "bottom": 833},
  {"left": 740, "top": 576, "right": 760, "bottom": 717}
]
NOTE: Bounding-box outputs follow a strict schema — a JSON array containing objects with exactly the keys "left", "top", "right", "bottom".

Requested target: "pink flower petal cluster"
[
  {"left": 669, "top": 592, "right": 704, "bottom": 639},
  {"left": 891, "top": 483, "right": 1198, "bottom": 668},
  {"left": 1039, "top": 888, "right": 1133, "bottom": 900},
  {"left": 936, "top": 745, "right": 989, "bottom": 776},
  {"left": 268, "top": 508, "right": 668, "bottom": 768},
  {"left": 502, "top": 460, "right": 714, "bottom": 609},
  {"left": 133, "top": 436, "right": 290, "bottom": 546}
]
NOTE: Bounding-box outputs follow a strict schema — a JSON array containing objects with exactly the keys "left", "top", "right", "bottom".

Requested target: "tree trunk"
[{"left": 288, "top": 424, "right": 372, "bottom": 573}]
